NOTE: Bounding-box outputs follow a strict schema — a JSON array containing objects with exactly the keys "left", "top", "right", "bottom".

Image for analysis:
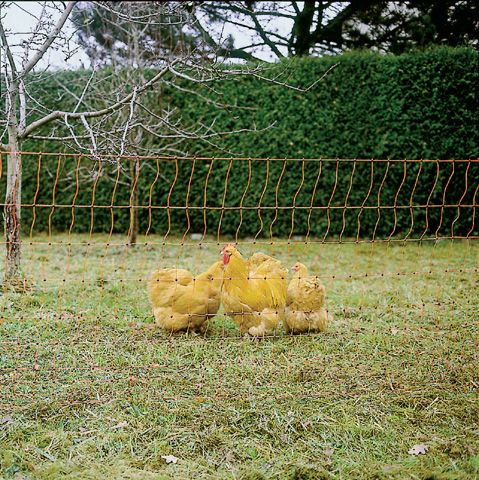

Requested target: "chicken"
[
  {"left": 221, "top": 244, "right": 287, "bottom": 336},
  {"left": 284, "top": 262, "right": 329, "bottom": 334},
  {"left": 147, "top": 261, "right": 223, "bottom": 333},
  {"left": 247, "top": 252, "right": 274, "bottom": 271}
]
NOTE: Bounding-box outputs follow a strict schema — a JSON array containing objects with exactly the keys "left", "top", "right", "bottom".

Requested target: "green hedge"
[{"left": 5, "top": 47, "right": 479, "bottom": 239}]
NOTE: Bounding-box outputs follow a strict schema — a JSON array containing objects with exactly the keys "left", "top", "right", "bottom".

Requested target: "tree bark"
[
  {"left": 128, "top": 157, "right": 140, "bottom": 246},
  {"left": 4, "top": 130, "right": 22, "bottom": 281},
  {"left": 127, "top": 24, "right": 142, "bottom": 248}
]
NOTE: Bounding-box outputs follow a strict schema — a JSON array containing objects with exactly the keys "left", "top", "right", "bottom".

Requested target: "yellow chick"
[
  {"left": 284, "top": 262, "right": 329, "bottom": 334},
  {"left": 147, "top": 261, "right": 223, "bottom": 333},
  {"left": 221, "top": 244, "right": 287, "bottom": 336}
]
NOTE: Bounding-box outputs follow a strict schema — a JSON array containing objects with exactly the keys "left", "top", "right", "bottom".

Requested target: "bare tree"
[
  {"left": 71, "top": 1, "right": 207, "bottom": 246},
  {"left": 0, "top": 1, "right": 329, "bottom": 283}
]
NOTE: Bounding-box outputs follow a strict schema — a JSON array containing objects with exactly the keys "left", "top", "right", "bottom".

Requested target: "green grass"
[{"left": 1, "top": 234, "right": 478, "bottom": 479}]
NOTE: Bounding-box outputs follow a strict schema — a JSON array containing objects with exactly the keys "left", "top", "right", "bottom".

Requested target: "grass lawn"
[{"left": 1, "top": 234, "right": 478, "bottom": 479}]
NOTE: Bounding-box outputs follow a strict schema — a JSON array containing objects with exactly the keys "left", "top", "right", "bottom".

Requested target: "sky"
[
  {"left": 2, "top": 1, "right": 90, "bottom": 69},
  {"left": 1, "top": 1, "right": 295, "bottom": 70}
]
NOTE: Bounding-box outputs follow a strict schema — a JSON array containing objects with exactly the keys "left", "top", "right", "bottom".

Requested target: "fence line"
[
  {"left": 0, "top": 152, "right": 477, "bottom": 412},
  {"left": 3, "top": 151, "right": 479, "bottom": 162},
  {"left": 1, "top": 152, "right": 478, "bottom": 243}
]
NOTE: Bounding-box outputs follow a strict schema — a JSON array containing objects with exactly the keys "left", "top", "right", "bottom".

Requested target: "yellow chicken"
[
  {"left": 284, "top": 262, "right": 329, "bottom": 334},
  {"left": 147, "top": 261, "right": 223, "bottom": 333},
  {"left": 221, "top": 245, "right": 287, "bottom": 336}
]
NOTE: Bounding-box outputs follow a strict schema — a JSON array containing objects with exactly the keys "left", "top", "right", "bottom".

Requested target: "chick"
[
  {"left": 221, "top": 244, "right": 287, "bottom": 336},
  {"left": 147, "top": 261, "right": 223, "bottom": 333},
  {"left": 284, "top": 262, "right": 329, "bottom": 334}
]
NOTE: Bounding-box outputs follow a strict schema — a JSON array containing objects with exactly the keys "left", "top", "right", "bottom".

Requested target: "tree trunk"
[
  {"left": 292, "top": 1, "right": 316, "bottom": 56},
  {"left": 127, "top": 25, "right": 142, "bottom": 248},
  {"left": 4, "top": 130, "right": 22, "bottom": 282},
  {"left": 128, "top": 157, "right": 140, "bottom": 246}
]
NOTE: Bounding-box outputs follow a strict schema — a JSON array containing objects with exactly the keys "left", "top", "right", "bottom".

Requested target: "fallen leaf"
[
  {"left": 408, "top": 444, "right": 428, "bottom": 455},
  {"left": 324, "top": 447, "right": 334, "bottom": 457},
  {"left": 162, "top": 454, "right": 179, "bottom": 464},
  {"left": 301, "top": 420, "right": 312, "bottom": 430},
  {"left": 0, "top": 415, "right": 13, "bottom": 425}
]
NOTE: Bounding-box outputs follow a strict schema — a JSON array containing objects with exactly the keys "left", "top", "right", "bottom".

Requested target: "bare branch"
[
  {"left": 91, "top": 1, "right": 189, "bottom": 25},
  {"left": 20, "top": 59, "right": 180, "bottom": 139},
  {"left": 171, "top": 62, "right": 338, "bottom": 93},
  {"left": 18, "top": 79, "right": 26, "bottom": 131},
  {"left": 63, "top": 114, "right": 83, "bottom": 150},
  {"left": 20, "top": 1, "right": 76, "bottom": 78},
  {"left": 28, "top": 122, "right": 146, "bottom": 141},
  {"left": 242, "top": 6, "right": 285, "bottom": 59},
  {"left": 72, "top": 68, "right": 97, "bottom": 112},
  {"left": 80, "top": 115, "right": 97, "bottom": 155},
  {"left": 119, "top": 87, "right": 138, "bottom": 156},
  {"left": 0, "top": 18, "right": 18, "bottom": 75},
  {"left": 192, "top": 13, "right": 263, "bottom": 62}
]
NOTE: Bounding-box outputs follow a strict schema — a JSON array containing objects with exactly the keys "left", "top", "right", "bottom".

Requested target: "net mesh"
[{"left": 0, "top": 152, "right": 477, "bottom": 412}]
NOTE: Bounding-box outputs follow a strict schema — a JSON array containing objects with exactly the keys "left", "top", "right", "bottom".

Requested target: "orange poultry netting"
[{"left": 0, "top": 152, "right": 478, "bottom": 411}]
